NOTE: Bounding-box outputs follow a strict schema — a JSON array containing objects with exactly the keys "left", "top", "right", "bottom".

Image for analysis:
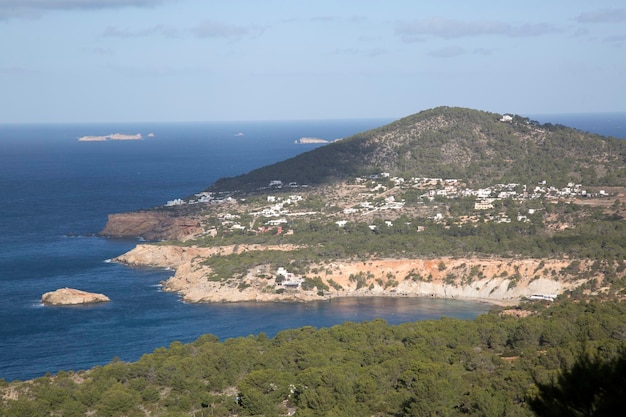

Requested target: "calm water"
[
  {"left": 528, "top": 112, "right": 626, "bottom": 139},
  {"left": 0, "top": 114, "right": 623, "bottom": 382}
]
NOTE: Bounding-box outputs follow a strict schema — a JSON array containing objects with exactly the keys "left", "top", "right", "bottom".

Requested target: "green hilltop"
[{"left": 210, "top": 107, "right": 626, "bottom": 192}]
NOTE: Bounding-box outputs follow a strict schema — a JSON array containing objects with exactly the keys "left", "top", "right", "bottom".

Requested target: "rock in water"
[{"left": 42, "top": 288, "right": 110, "bottom": 306}]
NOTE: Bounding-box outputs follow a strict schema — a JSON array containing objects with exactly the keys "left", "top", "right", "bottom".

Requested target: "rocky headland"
[
  {"left": 99, "top": 210, "right": 203, "bottom": 241},
  {"left": 114, "top": 244, "right": 592, "bottom": 306},
  {"left": 101, "top": 107, "right": 626, "bottom": 307},
  {"left": 42, "top": 288, "right": 110, "bottom": 306}
]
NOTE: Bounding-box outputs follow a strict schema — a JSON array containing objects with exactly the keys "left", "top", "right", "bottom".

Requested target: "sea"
[{"left": 0, "top": 114, "right": 624, "bottom": 382}]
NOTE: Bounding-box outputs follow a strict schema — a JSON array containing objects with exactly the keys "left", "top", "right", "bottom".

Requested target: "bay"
[{"left": 1, "top": 114, "right": 623, "bottom": 382}]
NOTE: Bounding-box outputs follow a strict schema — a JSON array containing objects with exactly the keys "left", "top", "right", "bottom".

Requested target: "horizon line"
[{"left": 2, "top": 110, "right": 626, "bottom": 125}]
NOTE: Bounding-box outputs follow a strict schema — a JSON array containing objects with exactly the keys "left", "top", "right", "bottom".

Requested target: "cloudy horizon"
[{"left": 1, "top": 0, "right": 624, "bottom": 123}]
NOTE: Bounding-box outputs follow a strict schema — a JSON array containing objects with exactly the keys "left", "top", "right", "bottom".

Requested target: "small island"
[
  {"left": 41, "top": 288, "right": 110, "bottom": 306},
  {"left": 78, "top": 133, "right": 143, "bottom": 142},
  {"left": 295, "top": 137, "right": 329, "bottom": 144}
]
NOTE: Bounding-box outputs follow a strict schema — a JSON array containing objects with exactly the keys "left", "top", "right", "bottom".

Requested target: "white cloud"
[
  {"left": 102, "top": 63, "right": 191, "bottom": 77},
  {"left": 396, "top": 17, "right": 560, "bottom": 40},
  {"left": 0, "top": 65, "right": 41, "bottom": 75},
  {"left": 101, "top": 20, "right": 263, "bottom": 41},
  {"left": 506, "top": 23, "right": 560, "bottom": 37},
  {"left": 311, "top": 16, "right": 337, "bottom": 23},
  {"left": 428, "top": 46, "right": 465, "bottom": 58},
  {"left": 92, "top": 47, "right": 114, "bottom": 55},
  {"left": 573, "top": 27, "right": 591, "bottom": 37},
  {"left": 473, "top": 48, "right": 493, "bottom": 56},
  {"left": 189, "top": 20, "right": 251, "bottom": 39},
  {"left": 604, "top": 34, "right": 626, "bottom": 48},
  {"left": 332, "top": 47, "right": 388, "bottom": 57},
  {"left": 0, "top": 0, "right": 167, "bottom": 20},
  {"left": 575, "top": 8, "right": 626, "bottom": 23},
  {"left": 427, "top": 46, "right": 495, "bottom": 58},
  {"left": 103, "top": 24, "right": 180, "bottom": 38}
]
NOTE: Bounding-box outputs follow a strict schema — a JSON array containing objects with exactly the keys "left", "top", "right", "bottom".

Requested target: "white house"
[
  {"left": 166, "top": 198, "right": 185, "bottom": 206},
  {"left": 266, "top": 218, "right": 287, "bottom": 226},
  {"left": 474, "top": 199, "right": 494, "bottom": 210},
  {"left": 276, "top": 267, "right": 303, "bottom": 288}
]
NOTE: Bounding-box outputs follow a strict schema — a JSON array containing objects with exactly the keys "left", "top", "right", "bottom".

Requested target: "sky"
[{"left": 1, "top": 0, "right": 625, "bottom": 123}]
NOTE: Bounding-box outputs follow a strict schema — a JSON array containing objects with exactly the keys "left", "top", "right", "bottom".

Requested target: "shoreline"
[
  {"left": 166, "top": 283, "right": 516, "bottom": 307},
  {"left": 113, "top": 244, "right": 591, "bottom": 308}
]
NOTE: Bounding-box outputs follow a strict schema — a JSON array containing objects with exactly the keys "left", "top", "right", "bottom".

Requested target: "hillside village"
[
  {"left": 101, "top": 108, "right": 626, "bottom": 305},
  {"left": 164, "top": 173, "right": 615, "bottom": 237},
  {"left": 138, "top": 172, "right": 625, "bottom": 299}
]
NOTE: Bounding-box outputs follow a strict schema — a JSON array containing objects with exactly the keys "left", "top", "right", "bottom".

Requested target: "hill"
[
  {"left": 99, "top": 106, "right": 626, "bottom": 305},
  {"left": 210, "top": 107, "right": 626, "bottom": 192}
]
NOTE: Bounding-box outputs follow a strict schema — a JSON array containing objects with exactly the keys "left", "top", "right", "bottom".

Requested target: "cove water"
[{"left": 0, "top": 115, "right": 623, "bottom": 382}]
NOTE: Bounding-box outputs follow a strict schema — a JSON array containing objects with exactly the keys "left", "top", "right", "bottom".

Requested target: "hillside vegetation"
[
  {"left": 100, "top": 107, "right": 626, "bottom": 303},
  {"left": 2, "top": 299, "right": 625, "bottom": 416},
  {"left": 210, "top": 107, "right": 626, "bottom": 192},
  {"left": 62, "top": 107, "right": 626, "bottom": 416}
]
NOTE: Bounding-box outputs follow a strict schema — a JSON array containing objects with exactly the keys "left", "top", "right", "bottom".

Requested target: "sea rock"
[{"left": 42, "top": 288, "right": 110, "bottom": 306}]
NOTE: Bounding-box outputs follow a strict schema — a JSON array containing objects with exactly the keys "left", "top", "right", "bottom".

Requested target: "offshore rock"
[
  {"left": 99, "top": 210, "right": 203, "bottom": 241},
  {"left": 42, "top": 288, "right": 110, "bottom": 306}
]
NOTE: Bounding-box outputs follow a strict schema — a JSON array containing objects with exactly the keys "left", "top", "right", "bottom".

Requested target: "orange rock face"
[{"left": 99, "top": 211, "right": 202, "bottom": 241}]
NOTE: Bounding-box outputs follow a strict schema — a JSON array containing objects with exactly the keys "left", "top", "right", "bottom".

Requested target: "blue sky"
[{"left": 1, "top": 0, "right": 625, "bottom": 123}]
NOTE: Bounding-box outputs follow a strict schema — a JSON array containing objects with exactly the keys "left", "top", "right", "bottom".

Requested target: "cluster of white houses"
[
  {"left": 168, "top": 175, "right": 612, "bottom": 234},
  {"left": 167, "top": 175, "right": 607, "bottom": 209},
  {"left": 358, "top": 174, "right": 601, "bottom": 202},
  {"left": 166, "top": 191, "right": 234, "bottom": 207}
]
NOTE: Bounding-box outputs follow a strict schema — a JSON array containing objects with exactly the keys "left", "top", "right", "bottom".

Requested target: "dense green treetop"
[{"left": 2, "top": 299, "right": 625, "bottom": 416}]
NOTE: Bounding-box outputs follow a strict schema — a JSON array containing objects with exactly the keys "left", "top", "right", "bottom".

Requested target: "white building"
[{"left": 165, "top": 198, "right": 185, "bottom": 206}]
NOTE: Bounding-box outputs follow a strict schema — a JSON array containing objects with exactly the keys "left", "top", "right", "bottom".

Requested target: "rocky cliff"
[
  {"left": 99, "top": 211, "right": 203, "bottom": 241},
  {"left": 114, "top": 244, "right": 598, "bottom": 305}
]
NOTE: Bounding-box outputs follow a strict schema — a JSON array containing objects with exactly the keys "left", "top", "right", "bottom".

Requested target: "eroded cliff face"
[
  {"left": 99, "top": 211, "right": 203, "bottom": 241},
  {"left": 312, "top": 258, "right": 582, "bottom": 304},
  {"left": 114, "top": 244, "right": 604, "bottom": 305}
]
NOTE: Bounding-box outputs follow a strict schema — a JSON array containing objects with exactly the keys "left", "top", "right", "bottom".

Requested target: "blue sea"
[{"left": 0, "top": 114, "right": 624, "bottom": 382}]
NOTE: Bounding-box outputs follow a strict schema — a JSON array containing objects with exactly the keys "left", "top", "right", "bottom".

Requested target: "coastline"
[{"left": 113, "top": 243, "right": 590, "bottom": 307}]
